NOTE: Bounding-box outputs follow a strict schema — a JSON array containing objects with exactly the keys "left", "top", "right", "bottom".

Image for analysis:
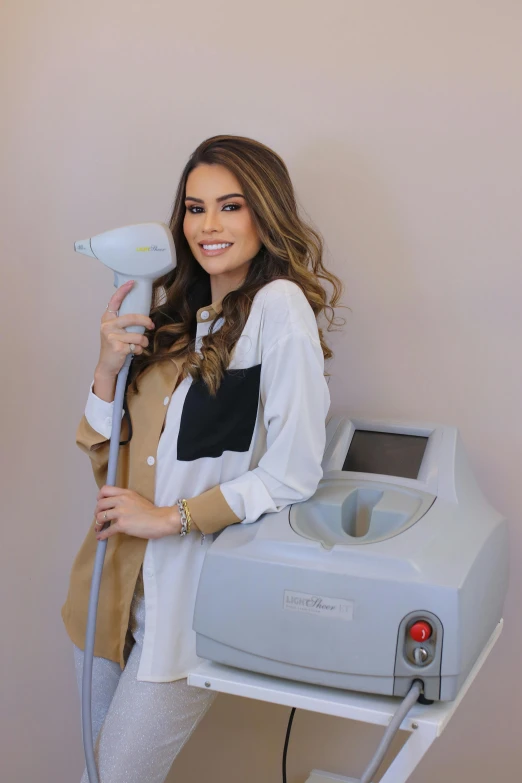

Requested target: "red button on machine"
[{"left": 409, "top": 621, "right": 432, "bottom": 642}]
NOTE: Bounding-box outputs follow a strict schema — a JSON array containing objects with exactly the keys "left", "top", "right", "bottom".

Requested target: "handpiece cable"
[{"left": 82, "top": 353, "right": 133, "bottom": 783}]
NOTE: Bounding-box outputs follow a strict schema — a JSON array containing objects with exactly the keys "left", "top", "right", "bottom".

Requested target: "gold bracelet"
[{"left": 180, "top": 499, "right": 192, "bottom": 534}]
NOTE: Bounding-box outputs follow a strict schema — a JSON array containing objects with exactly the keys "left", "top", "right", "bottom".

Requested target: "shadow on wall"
[
  {"left": 292, "top": 137, "right": 416, "bottom": 300},
  {"left": 292, "top": 138, "right": 423, "bottom": 421}
]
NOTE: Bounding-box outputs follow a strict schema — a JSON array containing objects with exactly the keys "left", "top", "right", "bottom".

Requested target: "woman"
[{"left": 62, "top": 134, "right": 344, "bottom": 783}]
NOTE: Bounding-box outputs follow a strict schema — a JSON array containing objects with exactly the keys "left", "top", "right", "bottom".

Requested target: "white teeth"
[{"left": 202, "top": 243, "right": 231, "bottom": 250}]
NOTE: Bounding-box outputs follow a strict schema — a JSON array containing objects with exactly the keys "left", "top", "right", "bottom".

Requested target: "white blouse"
[{"left": 84, "top": 279, "right": 331, "bottom": 681}]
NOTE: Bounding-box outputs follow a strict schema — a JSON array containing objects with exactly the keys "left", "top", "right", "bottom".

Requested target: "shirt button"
[
  {"left": 163, "top": 396, "right": 170, "bottom": 406},
  {"left": 105, "top": 416, "right": 112, "bottom": 427},
  {"left": 145, "top": 568, "right": 153, "bottom": 578},
  {"left": 200, "top": 310, "right": 210, "bottom": 320},
  {"left": 147, "top": 456, "right": 155, "bottom": 466}
]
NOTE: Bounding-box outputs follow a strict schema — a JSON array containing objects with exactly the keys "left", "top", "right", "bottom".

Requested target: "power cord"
[{"left": 282, "top": 707, "right": 296, "bottom": 783}]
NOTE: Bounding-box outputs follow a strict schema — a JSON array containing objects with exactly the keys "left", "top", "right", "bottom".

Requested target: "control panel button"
[
  {"left": 409, "top": 621, "right": 432, "bottom": 642},
  {"left": 413, "top": 647, "right": 429, "bottom": 666}
]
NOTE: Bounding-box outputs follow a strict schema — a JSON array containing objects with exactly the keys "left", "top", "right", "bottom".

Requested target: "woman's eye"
[{"left": 186, "top": 203, "right": 241, "bottom": 214}]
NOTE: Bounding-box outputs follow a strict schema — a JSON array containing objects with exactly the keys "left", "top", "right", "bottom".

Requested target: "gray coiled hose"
[
  {"left": 82, "top": 353, "right": 133, "bottom": 783},
  {"left": 359, "top": 679, "right": 423, "bottom": 783}
]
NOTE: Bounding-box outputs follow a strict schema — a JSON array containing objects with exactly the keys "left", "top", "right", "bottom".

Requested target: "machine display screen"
[{"left": 342, "top": 430, "right": 429, "bottom": 479}]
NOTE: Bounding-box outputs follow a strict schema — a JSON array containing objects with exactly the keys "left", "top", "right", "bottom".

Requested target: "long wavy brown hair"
[{"left": 128, "top": 134, "right": 345, "bottom": 397}]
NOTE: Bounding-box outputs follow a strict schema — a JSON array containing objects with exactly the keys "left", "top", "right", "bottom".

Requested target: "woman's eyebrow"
[{"left": 185, "top": 193, "right": 245, "bottom": 204}]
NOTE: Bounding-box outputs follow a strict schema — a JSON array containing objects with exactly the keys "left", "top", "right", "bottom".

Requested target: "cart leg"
[
  {"left": 376, "top": 725, "right": 436, "bottom": 783},
  {"left": 306, "top": 724, "right": 437, "bottom": 783}
]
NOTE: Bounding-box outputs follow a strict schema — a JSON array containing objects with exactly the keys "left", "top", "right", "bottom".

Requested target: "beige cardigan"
[{"left": 61, "top": 345, "right": 241, "bottom": 667}]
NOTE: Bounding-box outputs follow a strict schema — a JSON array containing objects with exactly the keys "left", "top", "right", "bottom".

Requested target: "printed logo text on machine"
[{"left": 283, "top": 590, "right": 354, "bottom": 620}]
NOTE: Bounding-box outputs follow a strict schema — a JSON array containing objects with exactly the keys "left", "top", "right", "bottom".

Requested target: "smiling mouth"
[{"left": 199, "top": 242, "right": 234, "bottom": 256}]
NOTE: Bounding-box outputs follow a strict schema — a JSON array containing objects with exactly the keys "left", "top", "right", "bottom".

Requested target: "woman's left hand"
[{"left": 94, "top": 485, "right": 181, "bottom": 541}]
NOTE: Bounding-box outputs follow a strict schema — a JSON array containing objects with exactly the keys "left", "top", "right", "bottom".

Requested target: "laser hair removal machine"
[
  {"left": 194, "top": 417, "right": 508, "bottom": 702},
  {"left": 75, "top": 223, "right": 176, "bottom": 783}
]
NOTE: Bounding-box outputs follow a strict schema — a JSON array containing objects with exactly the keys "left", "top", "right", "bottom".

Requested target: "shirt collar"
[{"left": 196, "top": 298, "right": 223, "bottom": 324}]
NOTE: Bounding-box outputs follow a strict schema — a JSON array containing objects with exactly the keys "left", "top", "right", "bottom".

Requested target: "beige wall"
[{"left": 2, "top": 1, "right": 521, "bottom": 781}]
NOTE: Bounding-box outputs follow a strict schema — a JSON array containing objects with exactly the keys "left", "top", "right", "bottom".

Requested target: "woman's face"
[{"left": 183, "top": 164, "right": 262, "bottom": 292}]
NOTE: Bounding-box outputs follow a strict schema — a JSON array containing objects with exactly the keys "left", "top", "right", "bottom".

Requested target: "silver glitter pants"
[{"left": 73, "top": 573, "right": 216, "bottom": 783}]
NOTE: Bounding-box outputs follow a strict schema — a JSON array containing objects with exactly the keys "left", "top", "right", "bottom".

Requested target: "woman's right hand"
[{"left": 95, "top": 280, "right": 156, "bottom": 378}]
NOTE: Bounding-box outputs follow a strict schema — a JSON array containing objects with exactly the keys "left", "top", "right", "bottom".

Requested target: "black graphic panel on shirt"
[{"left": 177, "top": 364, "right": 261, "bottom": 461}]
